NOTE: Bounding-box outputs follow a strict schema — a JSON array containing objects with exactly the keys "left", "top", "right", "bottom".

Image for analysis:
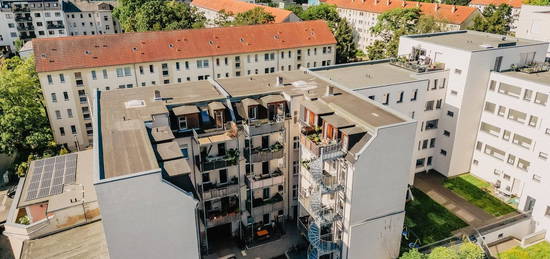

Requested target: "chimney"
[
  {"left": 154, "top": 90, "right": 161, "bottom": 100},
  {"left": 416, "top": 1, "right": 420, "bottom": 7},
  {"left": 275, "top": 76, "right": 283, "bottom": 87},
  {"left": 386, "top": 0, "right": 390, "bottom": 5},
  {"left": 451, "top": 5, "right": 457, "bottom": 13},
  {"left": 325, "top": 85, "right": 334, "bottom": 96},
  {"left": 434, "top": 3, "right": 439, "bottom": 11},
  {"left": 402, "top": 0, "right": 405, "bottom": 7}
]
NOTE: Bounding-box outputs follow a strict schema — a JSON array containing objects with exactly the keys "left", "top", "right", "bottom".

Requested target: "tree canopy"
[
  {"left": 468, "top": 4, "right": 513, "bottom": 35},
  {"left": 295, "top": 4, "right": 357, "bottom": 63},
  {"left": 113, "top": 0, "right": 206, "bottom": 32},
  {"left": 400, "top": 241, "right": 484, "bottom": 259},
  {"left": 367, "top": 8, "right": 442, "bottom": 59},
  {"left": 523, "top": 0, "right": 550, "bottom": 5},
  {"left": 0, "top": 57, "right": 56, "bottom": 158},
  {"left": 216, "top": 7, "right": 275, "bottom": 27}
]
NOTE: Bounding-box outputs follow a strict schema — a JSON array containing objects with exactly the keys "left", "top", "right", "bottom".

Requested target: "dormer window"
[
  {"left": 178, "top": 117, "right": 187, "bottom": 130},
  {"left": 248, "top": 106, "right": 257, "bottom": 120}
]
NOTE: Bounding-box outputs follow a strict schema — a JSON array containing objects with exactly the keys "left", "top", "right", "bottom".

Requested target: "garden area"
[
  {"left": 443, "top": 174, "right": 516, "bottom": 217},
  {"left": 498, "top": 241, "right": 550, "bottom": 259},
  {"left": 402, "top": 188, "right": 468, "bottom": 251}
]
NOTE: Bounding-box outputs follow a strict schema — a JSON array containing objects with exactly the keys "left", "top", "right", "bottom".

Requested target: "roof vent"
[
  {"left": 168, "top": 43, "right": 174, "bottom": 48},
  {"left": 240, "top": 38, "right": 245, "bottom": 42},
  {"left": 125, "top": 100, "right": 145, "bottom": 108},
  {"left": 132, "top": 47, "right": 137, "bottom": 51},
  {"left": 371, "top": 112, "right": 379, "bottom": 117},
  {"left": 325, "top": 85, "right": 334, "bottom": 96},
  {"left": 274, "top": 35, "right": 280, "bottom": 39},
  {"left": 208, "top": 40, "right": 214, "bottom": 45},
  {"left": 84, "top": 50, "right": 91, "bottom": 55}
]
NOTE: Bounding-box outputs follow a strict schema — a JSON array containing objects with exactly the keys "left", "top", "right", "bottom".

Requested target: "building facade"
[
  {"left": 324, "top": 0, "right": 479, "bottom": 51},
  {"left": 93, "top": 69, "right": 416, "bottom": 259},
  {"left": 516, "top": 4, "right": 550, "bottom": 57},
  {"left": 0, "top": 0, "right": 118, "bottom": 53},
  {"left": 32, "top": 21, "right": 337, "bottom": 150}
]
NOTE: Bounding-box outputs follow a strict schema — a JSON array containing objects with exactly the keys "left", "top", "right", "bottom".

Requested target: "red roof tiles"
[
  {"left": 323, "top": 0, "right": 478, "bottom": 25},
  {"left": 470, "top": 0, "right": 522, "bottom": 8},
  {"left": 191, "top": 0, "right": 294, "bottom": 23},
  {"left": 33, "top": 21, "right": 336, "bottom": 73}
]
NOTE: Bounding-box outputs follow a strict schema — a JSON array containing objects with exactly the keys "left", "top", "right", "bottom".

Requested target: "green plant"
[
  {"left": 225, "top": 149, "right": 240, "bottom": 165},
  {"left": 17, "top": 215, "right": 30, "bottom": 225},
  {"left": 270, "top": 142, "right": 283, "bottom": 152}
]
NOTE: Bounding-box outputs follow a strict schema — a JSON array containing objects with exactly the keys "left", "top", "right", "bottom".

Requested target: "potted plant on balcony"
[
  {"left": 225, "top": 149, "right": 240, "bottom": 165},
  {"left": 270, "top": 142, "right": 283, "bottom": 152}
]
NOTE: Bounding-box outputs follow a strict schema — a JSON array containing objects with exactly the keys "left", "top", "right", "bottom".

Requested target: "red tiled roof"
[
  {"left": 191, "top": 0, "right": 294, "bottom": 23},
  {"left": 33, "top": 21, "right": 336, "bottom": 73},
  {"left": 469, "top": 0, "right": 522, "bottom": 8},
  {"left": 323, "top": 0, "right": 478, "bottom": 25}
]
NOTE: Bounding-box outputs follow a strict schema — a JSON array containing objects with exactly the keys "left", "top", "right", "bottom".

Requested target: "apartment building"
[
  {"left": 32, "top": 20, "right": 336, "bottom": 150},
  {"left": 311, "top": 60, "right": 447, "bottom": 183},
  {"left": 191, "top": 0, "right": 300, "bottom": 27},
  {"left": 516, "top": 4, "right": 550, "bottom": 57},
  {"left": 62, "top": 0, "right": 119, "bottom": 36},
  {"left": 0, "top": 0, "right": 118, "bottom": 52},
  {"left": 92, "top": 68, "right": 416, "bottom": 258},
  {"left": 469, "top": 0, "right": 522, "bottom": 33},
  {"left": 471, "top": 67, "right": 550, "bottom": 242},
  {"left": 324, "top": 0, "right": 479, "bottom": 51}
]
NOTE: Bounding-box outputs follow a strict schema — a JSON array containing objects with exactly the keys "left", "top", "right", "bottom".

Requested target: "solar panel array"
[{"left": 26, "top": 153, "right": 78, "bottom": 201}]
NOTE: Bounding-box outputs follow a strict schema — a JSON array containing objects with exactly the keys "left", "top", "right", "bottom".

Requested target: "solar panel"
[{"left": 25, "top": 153, "right": 79, "bottom": 201}]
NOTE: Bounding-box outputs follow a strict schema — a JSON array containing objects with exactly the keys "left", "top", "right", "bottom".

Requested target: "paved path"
[{"left": 414, "top": 171, "right": 495, "bottom": 228}]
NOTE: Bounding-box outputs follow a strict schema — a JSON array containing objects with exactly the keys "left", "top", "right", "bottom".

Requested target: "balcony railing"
[
  {"left": 299, "top": 134, "right": 342, "bottom": 160},
  {"left": 247, "top": 196, "right": 284, "bottom": 218},
  {"left": 246, "top": 146, "right": 284, "bottom": 163},
  {"left": 246, "top": 169, "right": 284, "bottom": 189},
  {"left": 15, "top": 16, "right": 32, "bottom": 21},
  {"left": 389, "top": 56, "right": 445, "bottom": 73},
  {"left": 17, "top": 25, "right": 34, "bottom": 31},
  {"left": 201, "top": 207, "right": 240, "bottom": 227},
  {"left": 199, "top": 179, "right": 239, "bottom": 200},
  {"left": 47, "top": 24, "right": 65, "bottom": 29},
  {"left": 200, "top": 149, "right": 239, "bottom": 171},
  {"left": 13, "top": 6, "right": 30, "bottom": 12},
  {"left": 243, "top": 119, "right": 284, "bottom": 136}
]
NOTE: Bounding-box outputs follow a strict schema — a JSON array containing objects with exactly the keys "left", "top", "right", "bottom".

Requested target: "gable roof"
[
  {"left": 469, "top": 0, "right": 522, "bottom": 8},
  {"left": 192, "top": 0, "right": 294, "bottom": 23},
  {"left": 323, "top": 0, "right": 478, "bottom": 25},
  {"left": 33, "top": 20, "right": 336, "bottom": 73}
]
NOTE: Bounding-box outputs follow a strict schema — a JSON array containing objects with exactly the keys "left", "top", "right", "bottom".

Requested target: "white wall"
[
  {"left": 95, "top": 170, "right": 201, "bottom": 259},
  {"left": 517, "top": 5, "right": 550, "bottom": 57}
]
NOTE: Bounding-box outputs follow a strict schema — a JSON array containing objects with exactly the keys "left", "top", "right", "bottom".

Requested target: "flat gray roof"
[
  {"left": 99, "top": 81, "right": 225, "bottom": 179},
  {"left": 314, "top": 61, "right": 419, "bottom": 89},
  {"left": 404, "top": 30, "right": 544, "bottom": 52},
  {"left": 499, "top": 70, "right": 550, "bottom": 86}
]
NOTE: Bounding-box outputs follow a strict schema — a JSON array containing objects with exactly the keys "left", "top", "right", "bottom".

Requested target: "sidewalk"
[{"left": 414, "top": 171, "right": 495, "bottom": 228}]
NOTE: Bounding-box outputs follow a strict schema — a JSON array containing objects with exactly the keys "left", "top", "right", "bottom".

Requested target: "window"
[
  {"left": 116, "top": 68, "right": 124, "bottom": 77},
  {"left": 422, "top": 140, "right": 428, "bottom": 149},
  {"left": 180, "top": 145, "right": 189, "bottom": 159},
  {"left": 425, "top": 119, "right": 438, "bottom": 130},
  {"left": 67, "top": 109, "right": 73, "bottom": 118},
  {"left": 507, "top": 154, "right": 516, "bottom": 165},
  {"left": 450, "top": 90, "right": 458, "bottom": 96},
  {"left": 454, "top": 68, "right": 462, "bottom": 74},
  {"left": 383, "top": 93, "right": 389, "bottom": 105},
  {"left": 263, "top": 188, "right": 270, "bottom": 199},
  {"left": 427, "top": 156, "right": 433, "bottom": 166},
  {"left": 202, "top": 172, "right": 210, "bottom": 183},
  {"left": 196, "top": 59, "right": 209, "bottom": 68},
  {"left": 162, "top": 63, "right": 168, "bottom": 76},
  {"left": 63, "top": 92, "right": 69, "bottom": 101},
  {"left": 523, "top": 89, "right": 533, "bottom": 101},
  {"left": 176, "top": 62, "right": 180, "bottom": 71},
  {"left": 411, "top": 89, "right": 417, "bottom": 101},
  {"left": 51, "top": 93, "right": 57, "bottom": 103},
  {"left": 59, "top": 73, "right": 65, "bottom": 83},
  {"left": 397, "top": 91, "right": 404, "bottom": 103},
  {"left": 440, "top": 149, "right": 447, "bottom": 156},
  {"left": 429, "top": 138, "right": 436, "bottom": 148},
  {"left": 425, "top": 100, "right": 434, "bottom": 111},
  {"left": 59, "top": 127, "right": 65, "bottom": 136},
  {"left": 476, "top": 141, "right": 483, "bottom": 151},
  {"left": 91, "top": 70, "right": 97, "bottom": 80},
  {"left": 47, "top": 75, "right": 53, "bottom": 84},
  {"left": 436, "top": 99, "right": 442, "bottom": 109},
  {"left": 55, "top": 110, "right": 61, "bottom": 119},
  {"left": 416, "top": 158, "right": 425, "bottom": 168},
  {"left": 545, "top": 207, "right": 550, "bottom": 217},
  {"left": 139, "top": 66, "right": 144, "bottom": 75},
  {"left": 293, "top": 161, "right": 299, "bottom": 175},
  {"left": 102, "top": 69, "right": 108, "bottom": 79},
  {"left": 149, "top": 65, "right": 154, "bottom": 73},
  {"left": 432, "top": 79, "right": 438, "bottom": 90},
  {"left": 532, "top": 175, "right": 541, "bottom": 183},
  {"left": 489, "top": 80, "right": 497, "bottom": 91},
  {"left": 185, "top": 61, "right": 189, "bottom": 69},
  {"left": 124, "top": 67, "right": 131, "bottom": 76},
  {"left": 539, "top": 152, "right": 548, "bottom": 160},
  {"left": 178, "top": 117, "right": 187, "bottom": 130},
  {"left": 447, "top": 111, "right": 454, "bottom": 117},
  {"left": 70, "top": 125, "right": 77, "bottom": 134}
]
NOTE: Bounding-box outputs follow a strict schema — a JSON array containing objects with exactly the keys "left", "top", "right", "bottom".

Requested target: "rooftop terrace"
[
  {"left": 499, "top": 69, "right": 550, "bottom": 86},
  {"left": 403, "top": 31, "right": 545, "bottom": 52}
]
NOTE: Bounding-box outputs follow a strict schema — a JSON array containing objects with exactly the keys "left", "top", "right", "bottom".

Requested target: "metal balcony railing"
[
  {"left": 389, "top": 56, "right": 445, "bottom": 73},
  {"left": 299, "top": 134, "right": 342, "bottom": 160},
  {"left": 243, "top": 119, "right": 284, "bottom": 136},
  {"left": 198, "top": 179, "right": 239, "bottom": 200},
  {"left": 245, "top": 169, "right": 284, "bottom": 189},
  {"left": 47, "top": 24, "right": 64, "bottom": 29}
]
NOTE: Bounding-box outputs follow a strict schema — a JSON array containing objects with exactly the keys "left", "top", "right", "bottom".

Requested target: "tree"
[
  {"left": 14, "top": 39, "right": 24, "bottom": 52},
  {"left": 285, "top": 4, "right": 304, "bottom": 18},
  {"left": 367, "top": 8, "right": 441, "bottom": 59},
  {"left": 523, "top": 0, "right": 550, "bottom": 5},
  {"left": 296, "top": 4, "right": 357, "bottom": 63},
  {"left": 232, "top": 7, "right": 275, "bottom": 26},
  {"left": 469, "top": 4, "right": 513, "bottom": 35},
  {"left": 427, "top": 247, "right": 459, "bottom": 259},
  {"left": 214, "top": 10, "right": 234, "bottom": 27},
  {"left": 113, "top": 0, "right": 206, "bottom": 32},
  {"left": 400, "top": 249, "right": 426, "bottom": 259},
  {"left": 457, "top": 242, "right": 484, "bottom": 259}
]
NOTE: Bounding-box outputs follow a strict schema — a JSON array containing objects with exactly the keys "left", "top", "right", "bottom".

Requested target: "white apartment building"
[
  {"left": 516, "top": 4, "right": 550, "bottom": 57},
  {"left": 32, "top": 20, "right": 336, "bottom": 150},
  {"left": 471, "top": 67, "right": 550, "bottom": 242},
  {"left": 191, "top": 0, "right": 300, "bottom": 27},
  {"left": 62, "top": 0, "right": 119, "bottom": 36},
  {"left": 324, "top": 0, "right": 479, "bottom": 51},
  {"left": 0, "top": 0, "right": 118, "bottom": 52},
  {"left": 469, "top": 0, "right": 522, "bottom": 34},
  {"left": 92, "top": 70, "right": 416, "bottom": 259}
]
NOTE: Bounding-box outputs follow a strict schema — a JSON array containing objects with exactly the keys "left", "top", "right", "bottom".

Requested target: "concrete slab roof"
[
  {"left": 99, "top": 81, "right": 225, "bottom": 179},
  {"left": 499, "top": 69, "right": 550, "bottom": 86},
  {"left": 150, "top": 126, "right": 175, "bottom": 143},
  {"left": 163, "top": 158, "right": 191, "bottom": 177},
  {"left": 403, "top": 30, "right": 544, "bottom": 52},
  {"left": 313, "top": 61, "right": 419, "bottom": 89},
  {"left": 156, "top": 141, "right": 183, "bottom": 161},
  {"left": 321, "top": 114, "right": 355, "bottom": 128}
]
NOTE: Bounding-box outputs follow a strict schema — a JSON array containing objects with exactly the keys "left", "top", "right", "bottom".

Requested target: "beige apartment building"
[
  {"left": 324, "top": 0, "right": 479, "bottom": 51},
  {"left": 32, "top": 20, "right": 337, "bottom": 150}
]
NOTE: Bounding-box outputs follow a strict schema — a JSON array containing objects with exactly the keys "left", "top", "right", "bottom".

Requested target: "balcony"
[
  {"left": 246, "top": 169, "right": 284, "bottom": 189},
  {"left": 47, "top": 23, "right": 65, "bottom": 29},
  {"left": 16, "top": 25, "right": 34, "bottom": 31},
  {"left": 15, "top": 16, "right": 32, "bottom": 22},
  {"left": 246, "top": 142, "right": 284, "bottom": 163},
  {"left": 298, "top": 192, "right": 340, "bottom": 224},
  {"left": 246, "top": 193, "right": 284, "bottom": 217},
  {"left": 390, "top": 56, "right": 445, "bottom": 73},
  {"left": 299, "top": 132, "right": 342, "bottom": 160},
  {"left": 511, "top": 62, "right": 549, "bottom": 74},
  {"left": 199, "top": 177, "right": 239, "bottom": 200},
  {"left": 243, "top": 119, "right": 284, "bottom": 136},
  {"left": 202, "top": 206, "right": 240, "bottom": 227},
  {"left": 13, "top": 6, "right": 30, "bottom": 12},
  {"left": 200, "top": 149, "right": 239, "bottom": 171}
]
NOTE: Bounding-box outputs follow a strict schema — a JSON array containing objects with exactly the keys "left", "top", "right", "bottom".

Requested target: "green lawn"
[
  {"left": 443, "top": 174, "right": 516, "bottom": 217},
  {"left": 499, "top": 241, "right": 550, "bottom": 259},
  {"left": 404, "top": 188, "right": 468, "bottom": 246}
]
